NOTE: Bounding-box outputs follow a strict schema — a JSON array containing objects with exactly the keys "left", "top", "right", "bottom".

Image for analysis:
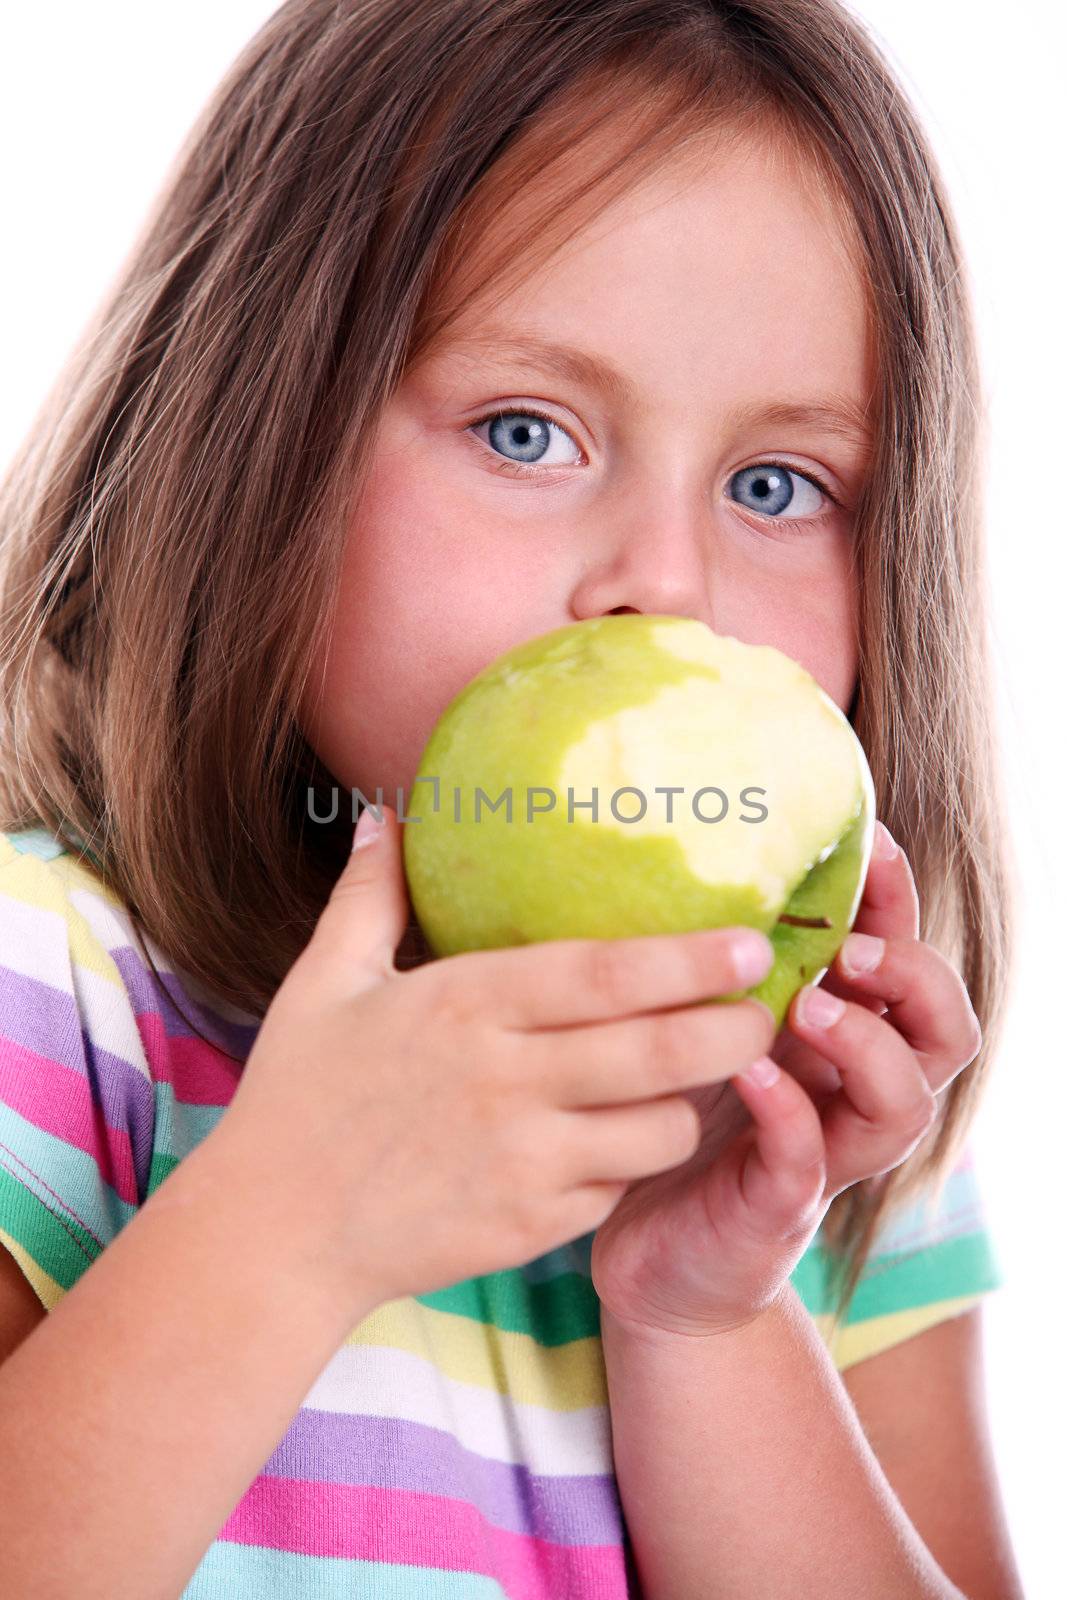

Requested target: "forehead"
[
  {"left": 424, "top": 112, "right": 872, "bottom": 337},
  {"left": 418, "top": 119, "right": 876, "bottom": 412}
]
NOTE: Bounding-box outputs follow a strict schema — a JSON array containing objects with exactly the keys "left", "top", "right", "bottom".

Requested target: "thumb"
[{"left": 310, "top": 803, "right": 412, "bottom": 983}]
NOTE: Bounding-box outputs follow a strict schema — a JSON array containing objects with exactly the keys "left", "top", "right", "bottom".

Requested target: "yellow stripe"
[
  {"left": 0, "top": 1226, "right": 64, "bottom": 1314},
  {"left": 0, "top": 848, "right": 125, "bottom": 988},
  {"left": 818, "top": 1294, "right": 985, "bottom": 1371},
  {"left": 341, "top": 1296, "right": 609, "bottom": 1410},
  {"left": 337, "top": 1291, "right": 995, "bottom": 1404}
]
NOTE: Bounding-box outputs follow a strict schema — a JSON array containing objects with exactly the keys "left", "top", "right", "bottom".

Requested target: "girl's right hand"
[{"left": 222, "top": 805, "right": 776, "bottom": 1312}]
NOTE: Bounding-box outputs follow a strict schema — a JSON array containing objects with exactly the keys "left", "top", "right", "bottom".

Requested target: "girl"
[{"left": 0, "top": 1, "right": 1023, "bottom": 1595}]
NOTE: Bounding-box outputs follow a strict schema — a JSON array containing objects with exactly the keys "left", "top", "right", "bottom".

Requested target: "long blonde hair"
[{"left": 0, "top": 0, "right": 1015, "bottom": 1326}]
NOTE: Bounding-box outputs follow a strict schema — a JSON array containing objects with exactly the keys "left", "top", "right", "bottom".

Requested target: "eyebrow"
[{"left": 437, "top": 331, "right": 875, "bottom": 447}]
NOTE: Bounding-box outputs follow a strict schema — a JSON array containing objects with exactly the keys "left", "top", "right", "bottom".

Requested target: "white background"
[{"left": 1, "top": 4, "right": 1063, "bottom": 1594}]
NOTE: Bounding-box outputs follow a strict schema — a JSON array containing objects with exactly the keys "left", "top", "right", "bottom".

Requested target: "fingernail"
[
  {"left": 352, "top": 806, "right": 384, "bottom": 851},
  {"left": 730, "top": 930, "right": 774, "bottom": 987},
  {"left": 796, "top": 984, "right": 845, "bottom": 1029},
  {"left": 743, "top": 1054, "right": 780, "bottom": 1088},
  {"left": 873, "top": 822, "right": 899, "bottom": 860},
  {"left": 840, "top": 932, "right": 885, "bottom": 976}
]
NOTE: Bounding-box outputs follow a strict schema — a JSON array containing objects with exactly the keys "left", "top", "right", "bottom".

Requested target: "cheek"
[
  {"left": 715, "top": 532, "right": 859, "bottom": 712},
  {"left": 304, "top": 456, "right": 546, "bottom": 791},
  {"left": 787, "top": 548, "right": 859, "bottom": 710},
  {"left": 315, "top": 543, "right": 466, "bottom": 787}
]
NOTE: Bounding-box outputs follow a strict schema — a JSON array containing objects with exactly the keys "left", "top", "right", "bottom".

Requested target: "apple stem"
[{"left": 777, "top": 913, "right": 833, "bottom": 929}]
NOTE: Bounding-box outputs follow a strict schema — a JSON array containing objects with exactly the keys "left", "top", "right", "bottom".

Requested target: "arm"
[
  {"left": 601, "top": 1283, "right": 978, "bottom": 1600},
  {"left": 841, "top": 1305, "right": 1025, "bottom": 1600},
  {"left": 0, "top": 1120, "right": 377, "bottom": 1600}
]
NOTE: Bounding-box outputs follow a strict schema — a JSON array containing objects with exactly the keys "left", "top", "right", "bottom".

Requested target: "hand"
[
  {"left": 589, "top": 821, "right": 984, "bottom": 1344},
  {"left": 220, "top": 805, "right": 775, "bottom": 1316}
]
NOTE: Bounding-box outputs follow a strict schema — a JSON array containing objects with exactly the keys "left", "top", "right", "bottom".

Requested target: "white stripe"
[
  {"left": 299, "top": 1341, "right": 614, "bottom": 1476},
  {"left": 0, "top": 880, "right": 152, "bottom": 1084},
  {"left": 67, "top": 878, "right": 261, "bottom": 1028}
]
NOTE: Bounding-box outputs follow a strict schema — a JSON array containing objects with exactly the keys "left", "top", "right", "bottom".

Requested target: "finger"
[
  {"left": 815, "top": 964, "right": 888, "bottom": 1017},
  {"left": 852, "top": 822, "right": 921, "bottom": 942},
  {"left": 768, "top": 1027, "right": 844, "bottom": 1102},
  {"left": 729, "top": 1058, "right": 827, "bottom": 1226},
  {"left": 828, "top": 935, "right": 982, "bottom": 1092},
  {"left": 556, "top": 1095, "right": 707, "bottom": 1183},
  {"left": 787, "top": 984, "right": 939, "bottom": 1188},
  {"left": 309, "top": 804, "right": 412, "bottom": 987},
  {"left": 465, "top": 925, "right": 774, "bottom": 1031},
  {"left": 543, "top": 997, "right": 777, "bottom": 1109}
]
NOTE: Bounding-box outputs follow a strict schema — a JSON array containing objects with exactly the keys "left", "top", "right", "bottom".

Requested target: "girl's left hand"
[{"left": 589, "top": 822, "right": 984, "bottom": 1342}]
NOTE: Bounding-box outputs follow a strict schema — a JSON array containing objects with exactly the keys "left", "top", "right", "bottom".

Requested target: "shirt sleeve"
[
  {"left": 791, "top": 1143, "right": 1005, "bottom": 1371},
  {"left": 0, "top": 831, "right": 158, "bottom": 1313}
]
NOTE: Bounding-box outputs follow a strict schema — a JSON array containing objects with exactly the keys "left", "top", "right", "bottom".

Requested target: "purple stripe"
[
  {"left": 109, "top": 946, "right": 259, "bottom": 1063},
  {"left": 261, "top": 1407, "right": 624, "bottom": 1547},
  {"left": 0, "top": 962, "right": 157, "bottom": 1200},
  {"left": 0, "top": 961, "right": 80, "bottom": 1067}
]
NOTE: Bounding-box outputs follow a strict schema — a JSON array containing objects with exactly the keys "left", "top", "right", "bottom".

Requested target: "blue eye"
[
  {"left": 468, "top": 408, "right": 582, "bottom": 471},
  {"left": 467, "top": 408, "right": 836, "bottom": 522},
  {"left": 728, "top": 463, "right": 828, "bottom": 521}
]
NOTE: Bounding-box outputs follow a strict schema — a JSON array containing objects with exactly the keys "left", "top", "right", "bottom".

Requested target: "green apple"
[{"left": 401, "top": 614, "right": 875, "bottom": 1028}]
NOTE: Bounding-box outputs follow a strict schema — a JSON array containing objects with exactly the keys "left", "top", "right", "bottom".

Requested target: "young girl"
[{"left": 0, "top": 1, "right": 1024, "bottom": 1595}]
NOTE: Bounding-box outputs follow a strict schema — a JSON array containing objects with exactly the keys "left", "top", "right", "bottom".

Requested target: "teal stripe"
[
  {"left": 3, "top": 825, "right": 104, "bottom": 873},
  {"left": 862, "top": 1165, "right": 983, "bottom": 1255},
  {"left": 0, "top": 1160, "right": 105, "bottom": 1292},
  {"left": 151, "top": 1080, "right": 227, "bottom": 1162},
  {"left": 3, "top": 827, "right": 67, "bottom": 863},
  {"left": 847, "top": 1231, "right": 1004, "bottom": 1321},
  {"left": 792, "top": 1230, "right": 1003, "bottom": 1324},
  {"left": 0, "top": 1103, "right": 134, "bottom": 1246},
  {"left": 421, "top": 1216, "right": 1004, "bottom": 1344},
  {"left": 418, "top": 1267, "right": 602, "bottom": 1345},
  {"left": 419, "top": 1222, "right": 1004, "bottom": 1345},
  {"left": 146, "top": 1147, "right": 184, "bottom": 1196},
  {"left": 181, "top": 1540, "right": 508, "bottom": 1598}
]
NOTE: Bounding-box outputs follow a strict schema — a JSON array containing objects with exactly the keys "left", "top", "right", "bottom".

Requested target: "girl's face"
[{"left": 300, "top": 124, "right": 877, "bottom": 815}]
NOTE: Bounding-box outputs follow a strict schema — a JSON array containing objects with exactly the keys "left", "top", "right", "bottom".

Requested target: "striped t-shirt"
[{"left": 0, "top": 825, "right": 1004, "bottom": 1599}]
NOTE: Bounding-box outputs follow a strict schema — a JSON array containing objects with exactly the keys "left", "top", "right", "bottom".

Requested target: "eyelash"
[{"left": 465, "top": 405, "right": 839, "bottom": 529}]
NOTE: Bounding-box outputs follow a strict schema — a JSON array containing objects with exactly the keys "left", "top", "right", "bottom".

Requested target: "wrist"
[
  {"left": 600, "top": 1283, "right": 797, "bottom": 1355},
  {"left": 191, "top": 1114, "right": 388, "bottom": 1336}
]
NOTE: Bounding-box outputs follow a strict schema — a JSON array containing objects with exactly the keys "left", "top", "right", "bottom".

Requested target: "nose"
[{"left": 568, "top": 490, "right": 714, "bottom": 626}]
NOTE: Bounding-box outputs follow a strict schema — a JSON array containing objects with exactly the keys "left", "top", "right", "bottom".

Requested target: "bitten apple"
[{"left": 401, "top": 614, "right": 875, "bottom": 1027}]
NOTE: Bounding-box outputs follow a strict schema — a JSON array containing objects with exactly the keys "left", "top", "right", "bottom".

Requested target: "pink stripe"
[
  {"left": 138, "top": 1018, "right": 241, "bottom": 1106},
  {"left": 219, "top": 1476, "right": 627, "bottom": 1600},
  {"left": 129, "top": 1007, "right": 172, "bottom": 1084},
  {"left": 0, "top": 1040, "right": 138, "bottom": 1206}
]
